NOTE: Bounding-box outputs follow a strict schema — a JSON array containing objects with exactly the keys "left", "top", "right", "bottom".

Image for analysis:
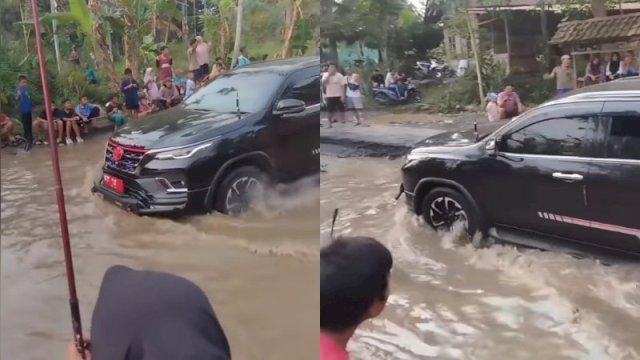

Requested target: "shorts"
[
  {"left": 200, "top": 63, "right": 210, "bottom": 79},
  {"left": 125, "top": 101, "right": 139, "bottom": 111},
  {"left": 192, "top": 68, "right": 202, "bottom": 82},
  {"left": 325, "top": 97, "right": 344, "bottom": 113},
  {"left": 556, "top": 88, "right": 572, "bottom": 97}
]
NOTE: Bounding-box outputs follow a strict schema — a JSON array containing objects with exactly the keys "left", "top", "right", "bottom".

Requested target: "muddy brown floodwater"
[
  {"left": 321, "top": 156, "right": 640, "bottom": 360},
  {"left": 0, "top": 134, "right": 319, "bottom": 360}
]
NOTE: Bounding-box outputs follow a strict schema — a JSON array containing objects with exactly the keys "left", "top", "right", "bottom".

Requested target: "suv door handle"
[{"left": 552, "top": 172, "right": 583, "bottom": 182}]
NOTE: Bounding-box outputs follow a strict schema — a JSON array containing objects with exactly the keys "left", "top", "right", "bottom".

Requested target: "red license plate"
[{"left": 103, "top": 174, "right": 124, "bottom": 193}]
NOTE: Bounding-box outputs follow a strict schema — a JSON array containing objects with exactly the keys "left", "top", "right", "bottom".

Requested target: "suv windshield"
[{"left": 184, "top": 71, "right": 286, "bottom": 113}]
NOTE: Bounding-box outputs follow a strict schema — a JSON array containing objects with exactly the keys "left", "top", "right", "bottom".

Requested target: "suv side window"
[
  {"left": 502, "top": 117, "right": 592, "bottom": 156},
  {"left": 283, "top": 75, "right": 321, "bottom": 106},
  {"left": 607, "top": 115, "right": 640, "bottom": 160}
]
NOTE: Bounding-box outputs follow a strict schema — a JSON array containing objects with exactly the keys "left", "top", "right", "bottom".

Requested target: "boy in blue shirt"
[{"left": 16, "top": 75, "right": 33, "bottom": 151}]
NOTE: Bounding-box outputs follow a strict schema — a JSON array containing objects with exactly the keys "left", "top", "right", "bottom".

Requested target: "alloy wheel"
[
  {"left": 225, "top": 176, "right": 264, "bottom": 215},
  {"left": 428, "top": 196, "right": 468, "bottom": 231}
]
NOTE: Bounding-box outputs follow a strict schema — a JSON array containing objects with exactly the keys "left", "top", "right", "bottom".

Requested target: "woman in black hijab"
[
  {"left": 68, "top": 265, "right": 231, "bottom": 360},
  {"left": 606, "top": 52, "right": 622, "bottom": 81}
]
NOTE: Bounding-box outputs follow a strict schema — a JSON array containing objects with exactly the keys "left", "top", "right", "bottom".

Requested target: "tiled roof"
[
  {"left": 549, "top": 13, "right": 640, "bottom": 45},
  {"left": 469, "top": 0, "right": 541, "bottom": 8}
]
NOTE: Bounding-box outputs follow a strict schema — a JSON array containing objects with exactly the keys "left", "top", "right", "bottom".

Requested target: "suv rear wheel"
[
  {"left": 421, "top": 187, "right": 479, "bottom": 237},
  {"left": 215, "top": 166, "right": 269, "bottom": 216}
]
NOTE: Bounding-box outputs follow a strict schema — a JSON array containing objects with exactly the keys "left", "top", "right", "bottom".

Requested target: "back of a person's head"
[
  {"left": 320, "top": 236, "right": 393, "bottom": 332},
  {"left": 90, "top": 265, "right": 231, "bottom": 360}
]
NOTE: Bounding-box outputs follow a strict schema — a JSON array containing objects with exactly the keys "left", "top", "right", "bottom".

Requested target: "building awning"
[{"left": 549, "top": 13, "right": 640, "bottom": 45}]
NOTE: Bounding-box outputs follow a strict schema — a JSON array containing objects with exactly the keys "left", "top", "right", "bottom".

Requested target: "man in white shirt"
[{"left": 322, "top": 63, "right": 346, "bottom": 128}]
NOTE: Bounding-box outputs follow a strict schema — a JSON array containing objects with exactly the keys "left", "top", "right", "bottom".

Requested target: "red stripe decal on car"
[{"left": 538, "top": 212, "right": 640, "bottom": 239}]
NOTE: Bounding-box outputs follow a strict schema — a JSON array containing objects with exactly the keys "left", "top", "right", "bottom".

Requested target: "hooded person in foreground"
[{"left": 68, "top": 265, "right": 231, "bottom": 360}]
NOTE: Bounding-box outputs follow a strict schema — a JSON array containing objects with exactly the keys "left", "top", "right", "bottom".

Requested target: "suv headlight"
[
  {"left": 148, "top": 139, "right": 219, "bottom": 160},
  {"left": 406, "top": 148, "right": 430, "bottom": 161}
]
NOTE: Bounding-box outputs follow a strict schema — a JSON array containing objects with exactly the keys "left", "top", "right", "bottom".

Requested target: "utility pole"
[
  {"left": 230, "top": 0, "right": 243, "bottom": 68},
  {"left": 51, "top": 0, "right": 62, "bottom": 73}
]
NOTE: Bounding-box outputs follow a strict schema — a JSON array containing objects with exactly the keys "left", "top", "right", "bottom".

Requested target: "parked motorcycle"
[
  {"left": 372, "top": 82, "right": 422, "bottom": 105},
  {"left": 413, "top": 59, "right": 450, "bottom": 81}
]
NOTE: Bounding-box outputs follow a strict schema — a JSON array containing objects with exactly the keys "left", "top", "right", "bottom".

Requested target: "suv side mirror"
[
  {"left": 487, "top": 135, "right": 505, "bottom": 156},
  {"left": 273, "top": 99, "right": 306, "bottom": 115}
]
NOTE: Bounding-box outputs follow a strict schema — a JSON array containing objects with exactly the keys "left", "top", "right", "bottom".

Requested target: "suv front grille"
[{"left": 105, "top": 141, "right": 147, "bottom": 174}]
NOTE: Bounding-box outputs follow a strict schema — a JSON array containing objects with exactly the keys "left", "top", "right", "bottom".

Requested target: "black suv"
[
  {"left": 400, "top": 82, "right": 640, "bottom": 257},
  {"left": 92, "top": 56, "right": 320, "bottom": 215}
]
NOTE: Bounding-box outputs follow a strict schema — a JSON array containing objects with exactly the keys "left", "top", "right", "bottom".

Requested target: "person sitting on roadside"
[
  {"left": 497, "top": 85, "right": 524, "bottom": 119},
  {"left": 61, "top": 99, "right": 83, "bottom": 144},
  {"left": 105, "top": 95, "right": 126, "bottom": 132},
  {"left": 584, "top": 56, "right": 605, "bottom": 86},
  {"left": 75, "top": 96, "right": 101, "bottom": 134},
  {"left": 138, "top": 94, "right": 158, "bottom": 118},
  {"left": 320, "top": 236, "right": 393, "bottom": 360},
  {"left": 159, "top": 79, "right": 182, "bottom": 108},
  {"left": 0, "top": 112, "right": 17, "bottom": 146},
  {"left": 35, "top": 100, "right": 65, "bottom": 146},
  {"left": 370, "top": 70, "right": 385, "bottom": 88},
  {"left": 384, "top": 69, "right": 396, "bottom": 88},
  {"left": 486, "top": 92, "right": 501, "bottom": 122},
  {"left": 207, "top": 57, "right": 227, "bottom": 84},
  {"left": 606, "top": 52, "right": 622, "bottom": 81},
  {"left": 67, "top": 265, "right": 231, "bottom": 360},
  {"left": 620, "top": 52, "right": 640, "bottom": 78}
]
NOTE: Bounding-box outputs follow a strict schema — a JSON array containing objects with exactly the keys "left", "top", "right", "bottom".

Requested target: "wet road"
[
  {"left": 320, "top": 156, "right": 640, "bottom": 360},
  {"left": 0, "top": 135, "right": 319, "bottom": 360}
]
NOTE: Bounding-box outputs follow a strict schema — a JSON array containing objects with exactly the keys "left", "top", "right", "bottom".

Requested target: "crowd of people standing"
[{"left": 1, "top": 37, "right": 258, "bottom": 151}]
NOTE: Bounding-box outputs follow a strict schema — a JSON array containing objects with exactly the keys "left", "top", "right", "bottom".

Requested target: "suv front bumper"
[{"left": 91, "top": 170, "right": 206, "bottom": 215}]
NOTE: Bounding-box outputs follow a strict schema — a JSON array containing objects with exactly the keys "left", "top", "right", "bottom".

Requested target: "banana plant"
[{"left": 16, "top": 0, "right": 120, "bottom": 90}]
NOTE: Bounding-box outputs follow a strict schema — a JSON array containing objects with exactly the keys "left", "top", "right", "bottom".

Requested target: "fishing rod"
[{"left": 30, "top": 0, "right": 86, "bottom": 357}]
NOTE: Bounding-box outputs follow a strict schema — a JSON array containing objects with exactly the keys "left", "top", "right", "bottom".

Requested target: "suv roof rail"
[{"left": 567, "top": 90, "right": 640, "bottom": 99}]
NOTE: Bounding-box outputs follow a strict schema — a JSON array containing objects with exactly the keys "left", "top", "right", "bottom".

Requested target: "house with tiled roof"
[{"left": 443, "top": 0, "right": 640, "bottom": 75}]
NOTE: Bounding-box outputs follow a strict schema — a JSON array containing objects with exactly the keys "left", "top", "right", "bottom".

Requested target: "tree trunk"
[
  {"left": 329, "top": 37, "right": 338, "bottom": 64},
  {"left": 89, "top": 0, "right": 119, "bottom": 91},
  {"left": 591, "top": 0, "right": 607, "bottom": 17},
  {"left": 282, "top": 0, "right": 301, "bottom": 58},
  {"left": 503, "top": 15, "right": 511, "bottom": 74},
  {"left": 19, "top": 2, "right": 29, "bottom": 52},
  {"left": 540, "top": 1, "right": 550, "bottom": 70},
  {"left": 466, "top": 10, "right": 485, "bottom": 106},
  {"left": 230, "top": 0, "right": 244, "bottom": 68},
  {"left": 123, "top": 18, "right": 141, "bottom": 78}
]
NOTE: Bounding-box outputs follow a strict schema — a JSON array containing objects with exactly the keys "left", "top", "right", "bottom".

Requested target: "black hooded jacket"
[{"left": 90, "top": 265, "right": 231, "bottom": 360}]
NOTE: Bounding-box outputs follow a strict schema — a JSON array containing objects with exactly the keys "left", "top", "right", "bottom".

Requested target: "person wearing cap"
[
  {"left": 486, "top": 92, "right": 501, "bottom": 122},
  {"left": 546, "top": 55, "right": 574, "bottom": 97}
]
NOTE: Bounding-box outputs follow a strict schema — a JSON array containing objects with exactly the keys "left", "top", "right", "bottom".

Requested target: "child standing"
[
  {"left": 15, "top": 75, "right": 34, "bottom": 151},
  {"left": 121, "top": 68, "right": 140, "bottom": 120}
]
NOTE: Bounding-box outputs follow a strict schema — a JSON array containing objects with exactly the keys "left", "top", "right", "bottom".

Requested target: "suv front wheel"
[
  {"left": 215, "top": 166, "right": 269, "bottom": 216},
  {"left": 421, "top": 187, "right": 479, "bottom": 237}
]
